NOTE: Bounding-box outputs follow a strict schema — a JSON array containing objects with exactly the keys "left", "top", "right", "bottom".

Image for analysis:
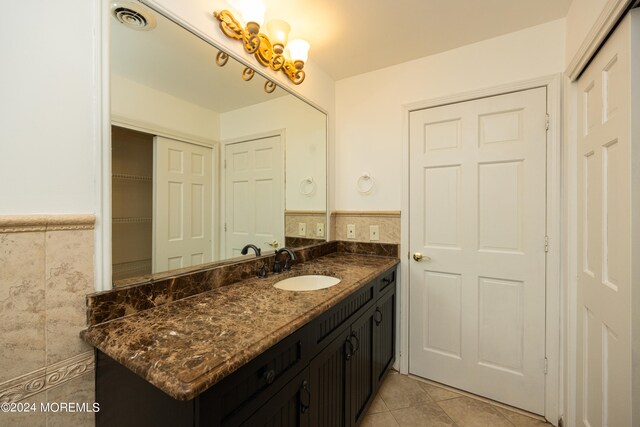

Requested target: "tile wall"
[
  {"left": 0, "top": 215, "right": 95, "bottom": 427},
  {"left": 331, "top": 211, "right": 401, "bottom": 244},
  {"left": 284, "top": 210, "right": 327, "bottom": 241}
]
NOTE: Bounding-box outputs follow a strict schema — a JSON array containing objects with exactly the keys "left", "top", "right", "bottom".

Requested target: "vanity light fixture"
[
  {"left": 212, "top": 8, "right": 309, "bottom": 85},
  {"left": 215, "top": 50, "right": 277, "bottom": 93}
]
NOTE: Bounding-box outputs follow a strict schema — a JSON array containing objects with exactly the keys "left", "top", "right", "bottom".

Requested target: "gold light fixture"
[
  {"left": 215, "top": 50, "right": 277, "bottom": 94},
  {"left": 212, "top": 7, "right": 309, "bottom": 85}
]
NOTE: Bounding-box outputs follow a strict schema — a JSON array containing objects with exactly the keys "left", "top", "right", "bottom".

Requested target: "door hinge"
[
  {"left": 545, "top": 114, "right": 550, "bottom": 131},
  {"left": 224, "top": 159, "right": 227, "bottom": 169},
  {"left": 544, "top": 357, "right": 548, "bottom": 374},
  {"left": 224, "top": 222, "right": 227, "bottom": 232},
  {"left": 544, "top": 235, "right": 549, "bottom": 253}
]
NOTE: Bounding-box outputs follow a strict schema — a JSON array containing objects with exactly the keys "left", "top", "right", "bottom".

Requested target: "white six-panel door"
[
  {"left": 153, "top": 136, "right": 213, "bottom": 272},
  {"left": 576, "top": 11, "right": 634, "bottom": 427},
  {"left": 409, "top": 88, "right": 547, "bottom": 414},
  {"left": 224, "top": 135, "right": 284, "bottom": 257}
]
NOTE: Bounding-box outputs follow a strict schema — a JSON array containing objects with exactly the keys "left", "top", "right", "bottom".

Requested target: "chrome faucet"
[
  {"left": 241, "top": 244, "right": 261, "bottom": 257},
  {"left": 272, "top": 248, "right": 297, "bottom": 273}
]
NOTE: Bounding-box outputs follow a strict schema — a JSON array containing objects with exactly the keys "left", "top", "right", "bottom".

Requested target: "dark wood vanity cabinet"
[
  {"left": 307, "top": 275, "right": 396, "bottom": 427},
  {"left": 96, "top": 266, "right": 397, "bottom": 427},
  {"left": 373, "top": 284, "right": 396, "bottom": 389},
  {"left": 238, "top": 368, "right": 311, "bottom": 427}
]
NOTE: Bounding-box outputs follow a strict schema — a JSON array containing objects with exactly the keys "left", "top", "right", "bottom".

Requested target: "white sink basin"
[{"left": 274, "top": 275, "right": 341, "bottom": 291}]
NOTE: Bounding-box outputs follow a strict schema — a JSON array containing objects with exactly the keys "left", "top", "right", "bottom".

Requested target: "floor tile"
[
  {"left": 418, "top": 382, "right": 463, "bottom": 402},
  {"left": 361, "top": 411, "right": 400, "bottom": 427},
  {"left": 367, "top": 394, "right": 389, "bottom": 414},
  {"left": 437, "top": 396, "right": 513, "bottom": 427},
  {"left": 390, "top": 402, "right": 458, "bottom": 427},
  {"left": 378, "top": 372, "right": 433, "bottom": 410},
  {"left": 495, "top": 406, "right": 552, "bottom": 426}
]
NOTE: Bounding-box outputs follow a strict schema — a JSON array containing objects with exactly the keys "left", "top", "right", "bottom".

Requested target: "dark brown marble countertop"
[{"left": 81, "top": 253, "right": 398, "bottom": 401}]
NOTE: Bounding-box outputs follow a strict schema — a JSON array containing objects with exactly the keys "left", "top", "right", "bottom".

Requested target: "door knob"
[{"left": 413, "top": 252, "right": 431, "bottom": 262}]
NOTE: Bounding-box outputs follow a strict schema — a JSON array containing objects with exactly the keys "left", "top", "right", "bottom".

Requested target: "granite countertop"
[{"left": 81, "top": 253, "right": 399, "bottom": 401}]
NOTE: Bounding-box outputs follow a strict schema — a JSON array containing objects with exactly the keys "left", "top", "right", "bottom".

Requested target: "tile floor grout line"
[
  {"left": 408, "top": 372, "right": 549, "bottom": 423},
  {"left": 368, "top": 371, "right": 552, "bottom": 427}
]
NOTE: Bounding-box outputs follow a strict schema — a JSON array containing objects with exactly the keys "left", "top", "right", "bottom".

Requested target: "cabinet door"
[
  {"left": 373, "top": 285, "right": 396, "bottom": 389},
  {"left": 309, "top": 327, "right": 350, "bottom": 427},
  {"left": 347, "top": 305, "right": 376, "bottom": 427},
  {"left": 239, "top": 369, "right": 310, "bottom": 427}
]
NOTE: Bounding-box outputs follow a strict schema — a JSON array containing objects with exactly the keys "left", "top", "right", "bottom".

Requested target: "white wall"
[
  {"left": 334, "top": 19, "right": 566, "bottom": 211},
  {"left": 565, "top": 0, "right": 612, "bottom": 65},
  {"left": 111, "top": 74, "right": 220, "bottom": 142},
  {"left": 219, "top": 96, "right": 327, "bottom": 211},
  {"left": 0, "top": 1, "right": 97, "bottom": 215}
]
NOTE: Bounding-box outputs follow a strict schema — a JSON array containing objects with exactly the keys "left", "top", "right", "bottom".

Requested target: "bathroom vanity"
[{"left": 82, "top": 246, "right": 398, "bottom": 427}]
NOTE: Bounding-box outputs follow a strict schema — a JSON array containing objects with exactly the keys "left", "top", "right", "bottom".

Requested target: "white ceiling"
[{"left": 259, "top": 0, "right": 572, "bottom": 80}]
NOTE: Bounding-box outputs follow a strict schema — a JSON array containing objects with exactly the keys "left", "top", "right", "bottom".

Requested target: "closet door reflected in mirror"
[{"left": 110, "top": 4, "right": 327, "bottom": 285}]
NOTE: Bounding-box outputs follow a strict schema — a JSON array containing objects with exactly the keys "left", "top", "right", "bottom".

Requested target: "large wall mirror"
[{"left": 110, "top": 3, "right": 327, "bottom": 285}]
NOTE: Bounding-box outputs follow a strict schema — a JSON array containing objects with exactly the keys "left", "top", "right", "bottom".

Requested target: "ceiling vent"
[{"left": 111, "top": 1, "right": 157, "bottom": 31}]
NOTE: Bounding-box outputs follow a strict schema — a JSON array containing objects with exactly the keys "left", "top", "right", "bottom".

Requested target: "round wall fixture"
[{"left": 110, "top": 1, "right": 157, "bottom": 31}]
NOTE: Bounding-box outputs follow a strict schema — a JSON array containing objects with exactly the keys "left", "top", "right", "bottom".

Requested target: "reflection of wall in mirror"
[
  {"left": 111, "top": 74, "right": 220, "bottom": 142},
  {"left": 111, "top": 73, "right": 221, "bottom": 281},
  {"left": 219, "top": 95, "right": 327, "bottom": 212}
]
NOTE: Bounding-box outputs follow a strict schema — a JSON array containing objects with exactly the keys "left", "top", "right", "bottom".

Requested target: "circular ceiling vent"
[{"left": 111, "top": 1, "right": 157, "bottom": 31}]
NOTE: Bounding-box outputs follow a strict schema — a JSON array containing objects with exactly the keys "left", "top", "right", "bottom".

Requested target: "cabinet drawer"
[
  {"left": 378, "top": 268, "right": 396, "bottom": 293},
  {"left": 201, "top": 328, "right": 309, "bottom": 426},
  {"left": 310, "top": 280, "right": 375, "bottom": 355}
]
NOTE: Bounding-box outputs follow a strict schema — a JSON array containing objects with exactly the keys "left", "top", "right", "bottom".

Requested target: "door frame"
[
  {"left": 400, "top": 74, "right": 562, "bottom": 424},
  {"left": 220, "top": 129, "right": 286, "bottom": 258}
]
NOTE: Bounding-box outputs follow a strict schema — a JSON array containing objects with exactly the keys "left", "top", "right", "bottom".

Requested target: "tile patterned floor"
[{"left": 362, "top": 371, "right": 553, "bottom": 427}]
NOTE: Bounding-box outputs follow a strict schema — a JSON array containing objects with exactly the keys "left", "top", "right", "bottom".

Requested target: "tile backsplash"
[
  {"left": 0, "top": 215, "right": 95, "bottom": 427},
  {"left": 331, "top": 211, "right": 401, "bottom": 244},
  {"left": 284, "top": 210, "right": 327, "bottom": 240}
]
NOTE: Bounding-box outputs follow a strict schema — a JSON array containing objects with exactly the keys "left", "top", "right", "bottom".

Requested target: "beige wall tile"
[
  {"left": 0, "top": 390, "right": 46, "bottom": 427},
  {"left": 45, "top": 372, "right": 95, "bottom": 427},
  {"left": 333, "top": 213, "right": 400, "bottom": 244},
  {"left": 0, "top": 232, "right": 46, "bottom": 383},
  {"left": 45, "top": 230, "right": 94, "bottom": 365},
  {"left": 285, "top": 213, "right": 327, "bottom": 239}
]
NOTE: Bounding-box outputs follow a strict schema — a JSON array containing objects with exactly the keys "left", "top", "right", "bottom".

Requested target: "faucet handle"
[
  {"left": 272, "top": 259, "right": 282, "bottom": 274},
  {"left": 257, "top": 262, "right": 268, "bottom": 278}
]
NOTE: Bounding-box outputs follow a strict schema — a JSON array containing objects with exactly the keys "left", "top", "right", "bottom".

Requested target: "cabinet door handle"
[
  {"left": 300, "top": 380, "right": 311, "bottom": 414},
  {"left": 374, "top": 308, "right": 382, "bottom": 326},
  {"left": 350, "top": 332, "right": 360, "bottom": 353},
  {"left": 263, "top": 368, "right": 276, "bottom": 385},
  {"left": 344, "top": 337, "right": 354, "bottom": 360}
]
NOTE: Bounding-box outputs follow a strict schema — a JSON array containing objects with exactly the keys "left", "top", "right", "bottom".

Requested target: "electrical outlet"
[
  {"left": 316, "top": 223, "right": 325, "bottom": 237},
  {"left": 298, "top": 222, "right": 306, "bottom": 236},
  {"left": 347, "top": 224, "right": 356, "bottom": 239},
  {"left": 369, "top": 225, "right": 379, "bottom": 241}
]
